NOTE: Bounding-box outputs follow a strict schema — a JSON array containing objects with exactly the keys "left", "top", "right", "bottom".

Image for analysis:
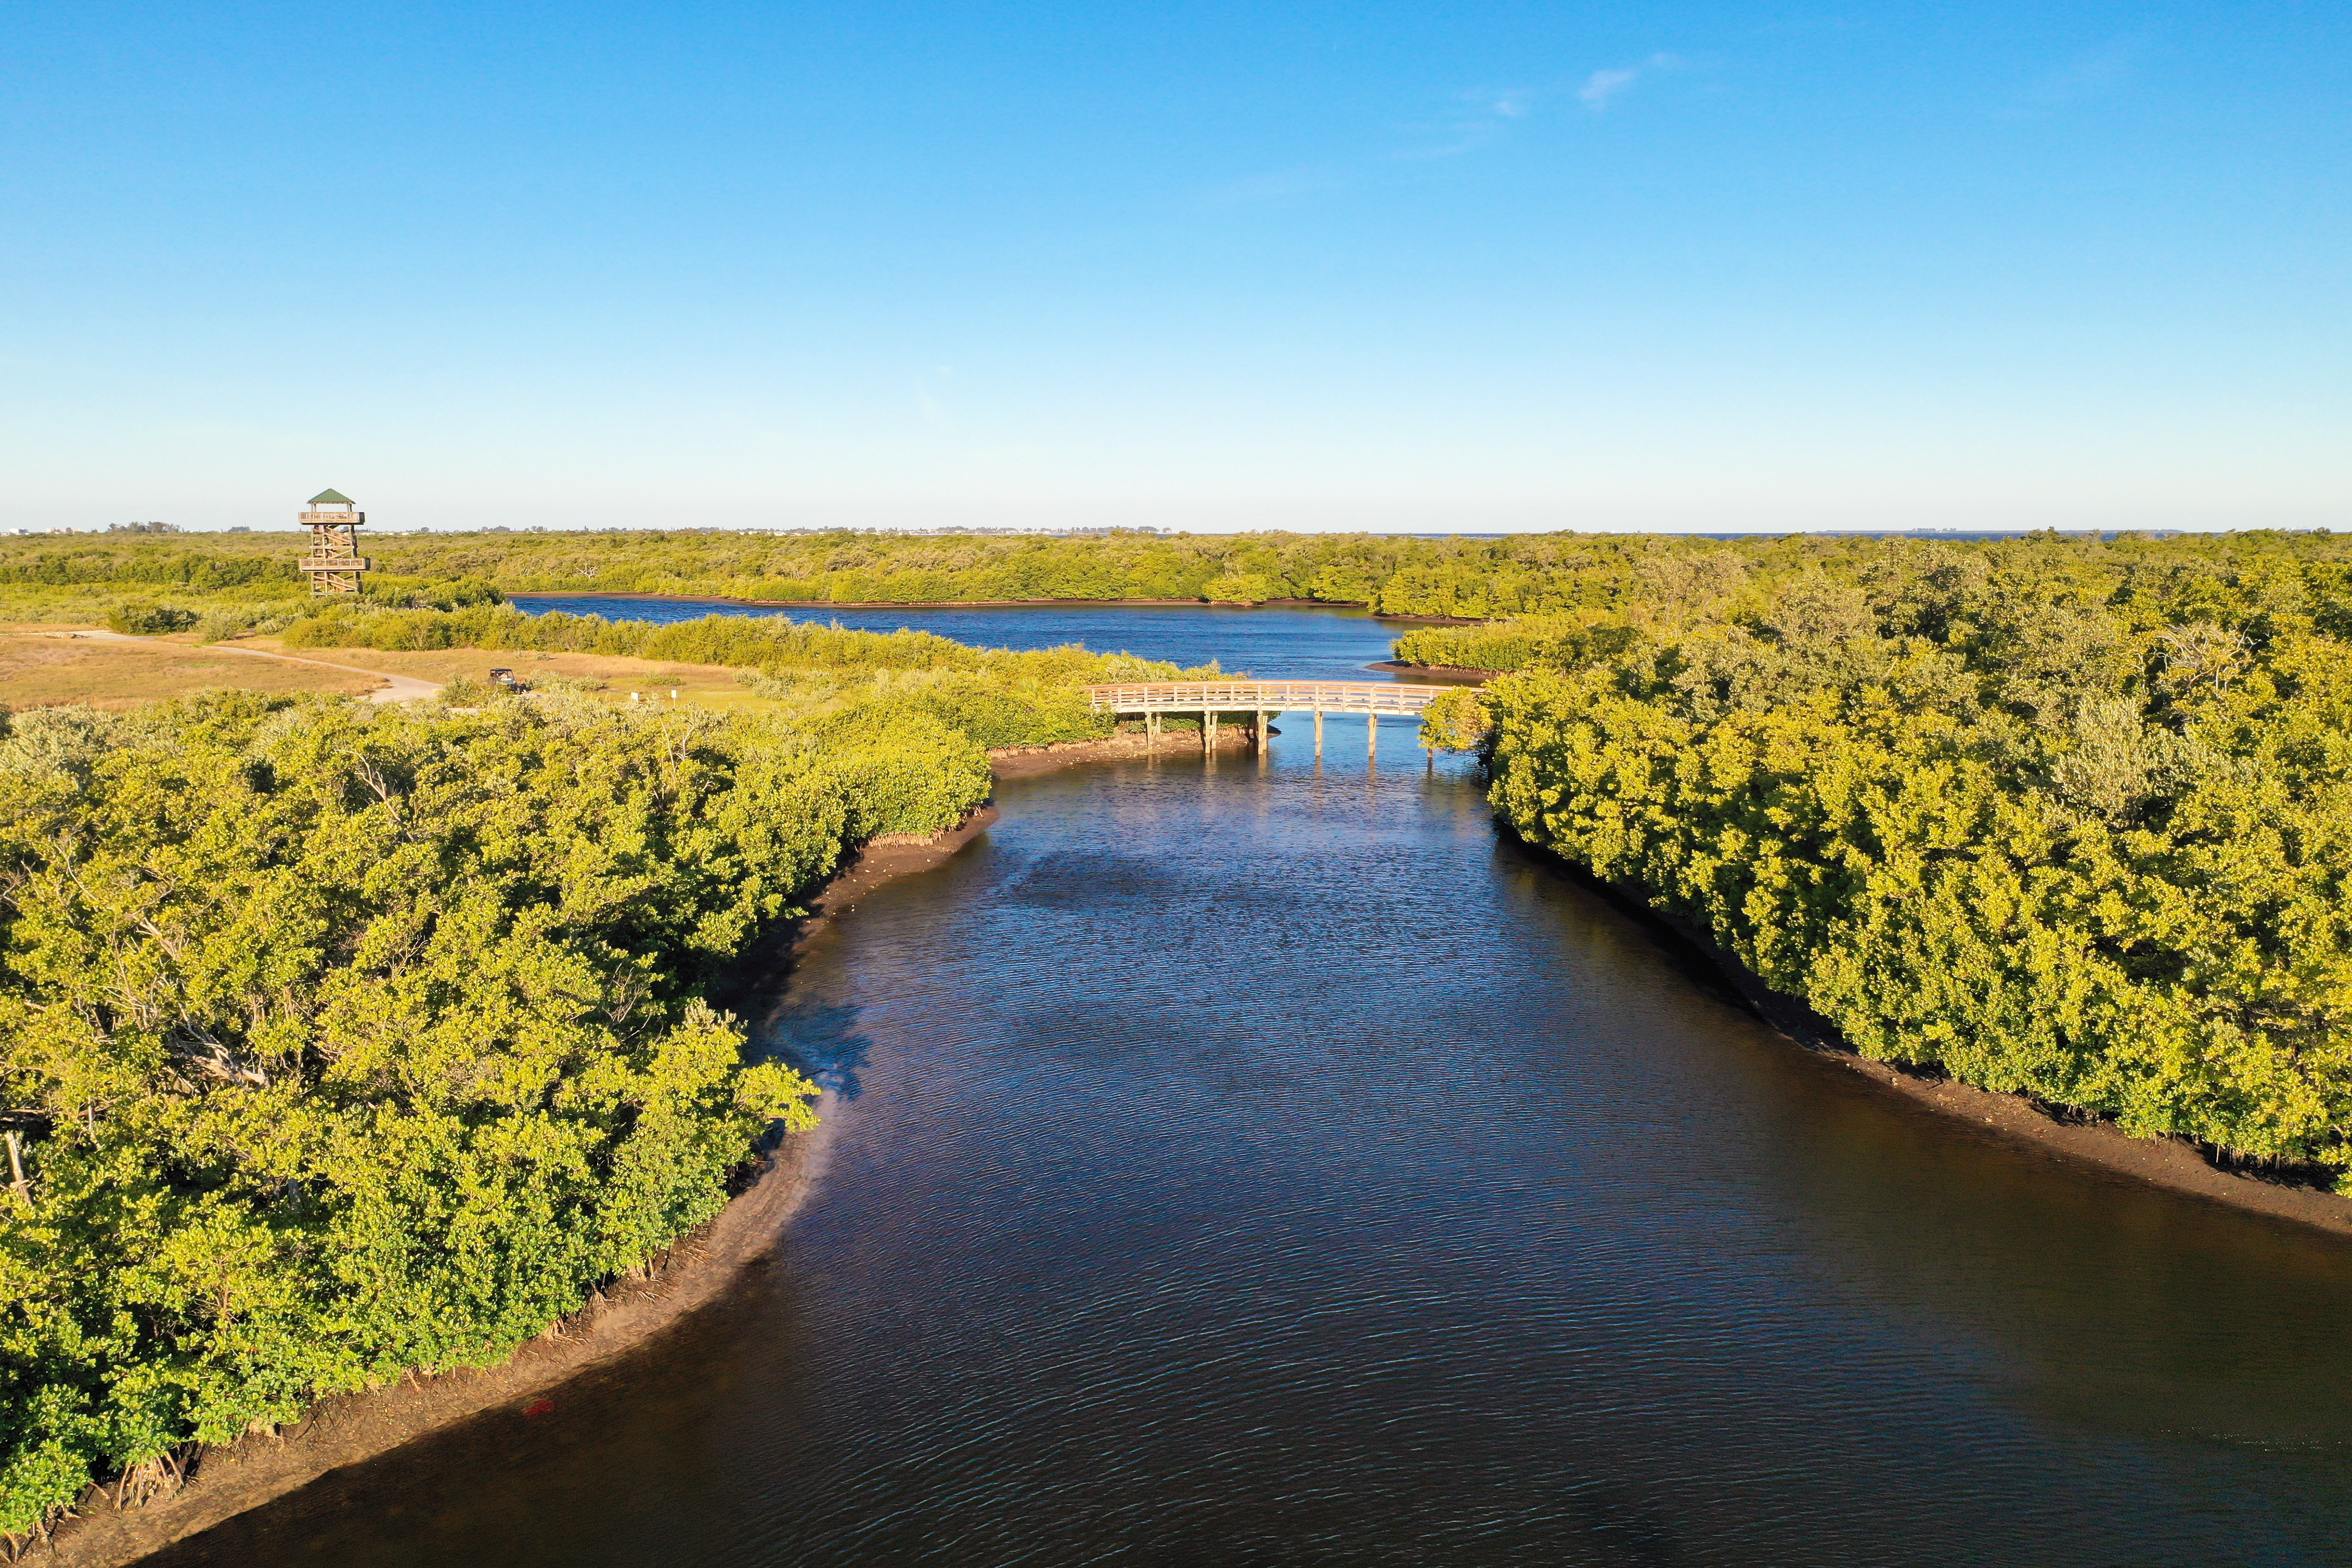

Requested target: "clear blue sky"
[{"left": 3, "top": 1, "right": 2344, "bottom": 533}]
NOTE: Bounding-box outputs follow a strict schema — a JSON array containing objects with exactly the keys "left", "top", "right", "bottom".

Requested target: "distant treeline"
[
  {"left": 1408, "top": 533, "right": 2352, "bottom": 1186},
  {"left": 0, "top": 548, "right": 296, "bottom": 594},
  {"left": 0, "top": 616, "right": 1201, "bottom": 1541},
  {"left": 16, "top": 527, "right": 2352, "bottom": 623}
]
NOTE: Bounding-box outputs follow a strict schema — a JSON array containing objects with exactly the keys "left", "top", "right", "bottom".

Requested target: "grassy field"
[
  {"left": 235, "top": 639, "right": 779, "bottom": 709},
  {"left": 0, "top": 630, "right": 383, "bottom": 710},
  {"left": 0, "top": 624, "right": 790, "bottom": 716}
]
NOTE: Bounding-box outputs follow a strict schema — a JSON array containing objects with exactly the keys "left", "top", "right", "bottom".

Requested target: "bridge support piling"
[{"left": 1084, "top": 684, "right": 1449, "bottom": 765}]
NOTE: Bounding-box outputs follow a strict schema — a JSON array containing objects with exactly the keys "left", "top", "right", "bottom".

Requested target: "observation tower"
[{"left": 298, "top": 489, "right": 370, "bottom": 595}]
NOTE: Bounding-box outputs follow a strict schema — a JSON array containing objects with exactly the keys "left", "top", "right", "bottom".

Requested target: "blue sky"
[{"left": 3, "top": 1, "right": 2344, "bottom": 532}]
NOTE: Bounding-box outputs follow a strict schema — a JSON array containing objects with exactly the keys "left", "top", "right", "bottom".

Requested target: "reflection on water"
[{"left": 150, "top": 730, "right": 2352, "bottom": 1568}]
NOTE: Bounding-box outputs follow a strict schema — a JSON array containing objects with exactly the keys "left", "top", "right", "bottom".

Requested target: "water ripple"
[{"left": 151, "top": 744, "right": 2352, "bottom": 1568}]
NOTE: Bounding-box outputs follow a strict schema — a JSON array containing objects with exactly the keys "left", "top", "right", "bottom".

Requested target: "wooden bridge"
[{"left": 1083, "top": 680, "right": 1453, "bottom": 757}]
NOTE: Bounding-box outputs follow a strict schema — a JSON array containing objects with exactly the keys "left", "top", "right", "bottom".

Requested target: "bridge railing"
[{"left": 1083, "top": 681, "right": 1449, "bottom": 714}]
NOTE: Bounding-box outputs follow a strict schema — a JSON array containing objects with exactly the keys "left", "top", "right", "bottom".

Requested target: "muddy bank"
[
  {"left": 1364, "top": 660, "right": 1495, "bottom": 683},
  {"left": 1502, "top": 827, "right": 2352, "bottom": 1243},
  {"left": 987, "top": 726, "right": 1255, "bottom": 778},
  {"left": 44, "top": 744, "right": 1213, "bottom": 1564},
  {"left": 40, "top": 812, "right": 1001, "bottom": 1568},
  {"left": 44, "top": 1129, "right": 841, "bottom": 1568}
]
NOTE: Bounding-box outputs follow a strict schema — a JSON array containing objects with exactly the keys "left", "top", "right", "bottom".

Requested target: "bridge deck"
[{"left": 1084, "top": 680, "right": 1449, "bottom": 714}]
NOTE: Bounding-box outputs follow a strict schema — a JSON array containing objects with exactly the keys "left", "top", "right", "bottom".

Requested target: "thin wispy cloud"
[
  {"left": 1579, "top": 69, "right": 1638, "bottom": 110},
  {"left": 1390, "top": 85, "right": 1539, "bottom": 160},
  {"left": 1204, "top": 56, "right": 1674, "bottom": 207},
  {"left": 2002, "top": 40, "right": 2138, "bottom": 118},
  {"left": 1578, "top": 53, "right": 1682, "bottom": 112}
]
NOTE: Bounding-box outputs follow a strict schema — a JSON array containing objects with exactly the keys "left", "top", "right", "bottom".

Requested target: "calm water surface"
[
  {"left": 510, "top": 596, "right": 1406, "bottom": 681},
  {"left": 156, "top": 611, "right": 2352, "bottom": 1567}
]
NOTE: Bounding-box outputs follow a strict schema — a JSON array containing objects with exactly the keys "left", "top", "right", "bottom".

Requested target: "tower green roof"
[{"left": 308, "top": 488, "right": 354, "bottom": 505}]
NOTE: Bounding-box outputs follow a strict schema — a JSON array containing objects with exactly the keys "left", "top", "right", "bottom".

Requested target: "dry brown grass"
[
  {"left": 238, "top": 642, "right": 771, "bottom": 710},
  {"left": 0, "top": 631, "right": 780, "bottom": 717},
  {"left": 0, "top": 634, "right": 381, "bottom": 711}
]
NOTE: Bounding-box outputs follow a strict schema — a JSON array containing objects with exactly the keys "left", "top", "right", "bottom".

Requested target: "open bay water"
[
  {"left": 505, "top": 595, "right": 1407, "bottom": 682},
  {"left": 150, "top": 606, "right": 2352, "bottom": 1566}
]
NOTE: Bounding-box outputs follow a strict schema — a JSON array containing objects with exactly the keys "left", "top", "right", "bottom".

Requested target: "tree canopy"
[
  {"left": 1413, "top": 534, "right": 2352, "bottom": 1183},
  {"left": 0, "top": 618, "right": 1200, "bottom": 1542}
]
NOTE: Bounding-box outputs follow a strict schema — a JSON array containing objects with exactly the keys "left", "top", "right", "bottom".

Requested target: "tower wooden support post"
[{"left": 296, "top": 488, "right": 370, "bottom": 596}]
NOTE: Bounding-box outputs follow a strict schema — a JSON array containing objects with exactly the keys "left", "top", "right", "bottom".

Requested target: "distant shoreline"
[
  {"left": 511, "top": 590, "right": 1366, "bottom": 612},
  {"left": 505, "top": 591, "right": 1492, "bottom": 626}
]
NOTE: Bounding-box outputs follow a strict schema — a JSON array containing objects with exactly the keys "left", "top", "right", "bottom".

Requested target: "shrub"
[
  {"left": 193, "top": 609, "right": 252, "bottom": 643},
  {"left": 1201, "top": 572, "right": 1272, "bottom": 605},
  {"left": 0, "top": 691, "right": 995, "bottom": 1536},
  {"left": 1418, "top": 688, "right": 1492, "bottom": 752},
  {"left": 102, "top": 603, "right": 199, "bottom": 635}
]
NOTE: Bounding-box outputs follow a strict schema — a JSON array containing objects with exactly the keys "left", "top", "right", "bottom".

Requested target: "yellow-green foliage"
[
  {"left": 14, "top": 527, "right": 2352, "bottom": 624},
  {"left": 101, "top": 604, "right": 199, "bottom": 636},
  {"left": 1393, "top": 614, "right": 1643, "bottom": 673},
  {"left": 1417, "top": 689, "right": 1493, "bottom": 753},
  {"left": 1477, "top": 538, "right": 2352, "bottom": 1178},
  {"left": 279, "top": 606, "right": 1202, "bottom": 750},
  {"left": 0, "top": 687, "right": 997, "bottom": 1536}
]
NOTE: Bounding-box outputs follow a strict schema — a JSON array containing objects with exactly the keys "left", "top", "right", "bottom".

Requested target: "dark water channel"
[{"left": 156, "top": 608, "right": 2352, "bottom": 1566}]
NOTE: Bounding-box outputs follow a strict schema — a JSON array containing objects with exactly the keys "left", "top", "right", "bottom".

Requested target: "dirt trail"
[{"left": 68, "top": 630, "right": 441, "bottom": 702}]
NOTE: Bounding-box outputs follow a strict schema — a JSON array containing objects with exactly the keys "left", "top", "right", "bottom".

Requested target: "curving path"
[{"left": 69, "top": 630, "right": 442, "bottom": 702}]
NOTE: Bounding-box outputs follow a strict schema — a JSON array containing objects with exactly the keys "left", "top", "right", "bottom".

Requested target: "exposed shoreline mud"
[
  {"left": 987, "top": 726, "right": 1255, "bottom": 777},
  {"left": 46, "top": 733, "right": 1249, "bottom": 1565},
  {"left": 68, "top": 729, "right": 2338, "bottom": 1564},
  {"left": 40, "top": 809, "right": 1005, "bottom": 1568},
  {"left": 1364, "top": 660, "right": 1496, "bottom": 682},
  {"left": 1499, "top": 828, "right": 2352, "bottom": 1243}
]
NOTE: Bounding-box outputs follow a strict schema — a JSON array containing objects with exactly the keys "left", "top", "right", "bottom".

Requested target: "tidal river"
[{"left": 155, "top": 606, "right": 2352, "bottom": 1566}]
